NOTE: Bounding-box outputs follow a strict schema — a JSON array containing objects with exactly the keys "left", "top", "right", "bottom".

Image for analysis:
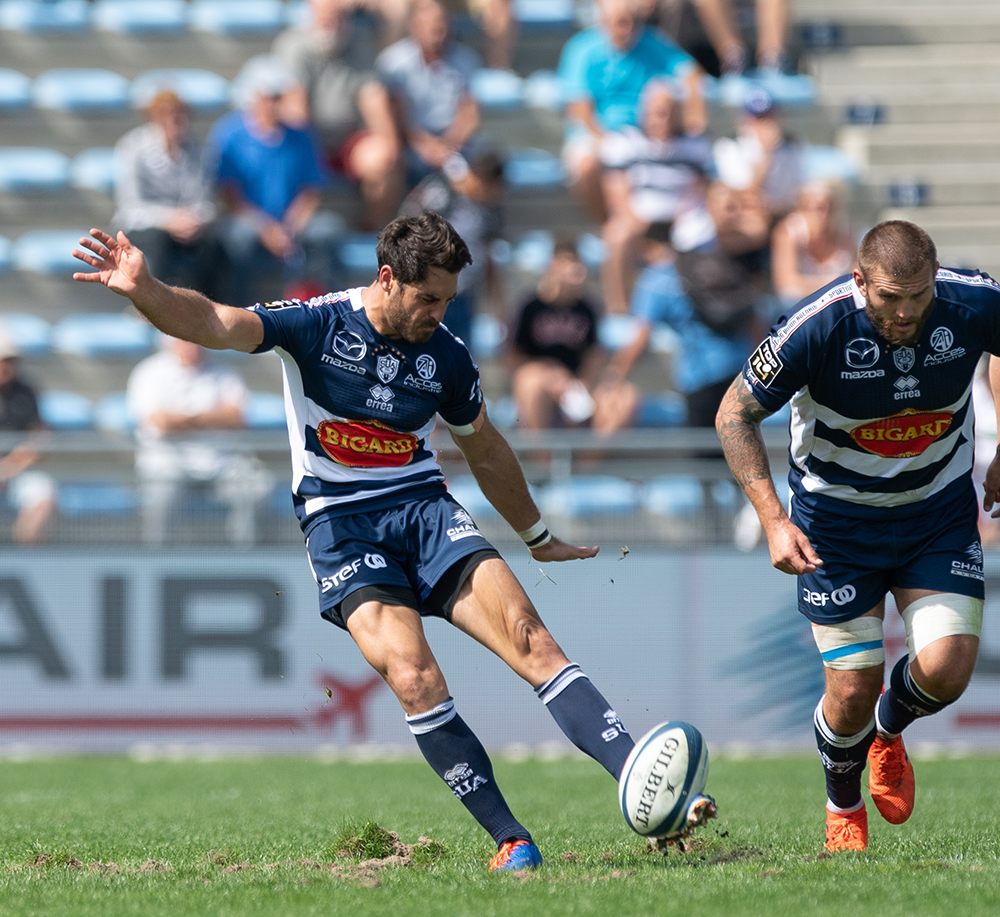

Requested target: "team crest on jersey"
[
  {"left": 315, "top": 419, "right": 418, "bottom": 467},
  {"left": 849, "top": 408, "right": 952, "bottom": 458},
  {"left": 748, "top": 338, "right": 783, "bottom": 388},
  {"left": 892, "top": 347, "right": 915, "bottom": 373},
  {"left": 377, "top": 354, "right": 400, "bottom": 383}
]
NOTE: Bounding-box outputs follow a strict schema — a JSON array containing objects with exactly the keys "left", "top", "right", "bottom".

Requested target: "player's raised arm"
[
  {"left": 71, "top": 228, "right": 264, "bottom": 353},
  {"left": 715, "top": 373, "right": 822, "bottom": 575},
  {"left": 449, "top": 405, "right": 599, "bottom": 562}
]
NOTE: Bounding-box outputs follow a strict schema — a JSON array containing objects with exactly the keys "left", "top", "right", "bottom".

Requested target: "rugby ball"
[{"left": 619, "top": 721, "right": 709, "bottom": 838}]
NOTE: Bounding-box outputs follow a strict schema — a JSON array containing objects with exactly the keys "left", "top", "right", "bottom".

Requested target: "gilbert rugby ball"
[{"left": 618, "top": 720, "right": 709, "bottom": 838}]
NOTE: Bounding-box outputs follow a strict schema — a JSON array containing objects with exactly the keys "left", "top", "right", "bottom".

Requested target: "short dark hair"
[
  {"left": 644, "top": 221, "right": 674, "bottom": 244},
  {"left": 858, "top": 220, "right": 937, "bottom": 281},
  {"left": 376, "top": 211, "right": 472, "bottom": 285}
]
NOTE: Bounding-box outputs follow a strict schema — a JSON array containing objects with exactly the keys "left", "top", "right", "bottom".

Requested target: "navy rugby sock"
[
  {"left": 875, "top": 656, "right": 952, "bottom": 738},
  {"left": 406, "top": 698, "right": 531, "bottom": 847},
  {"left": 813, "top": 697, "right": 875, "bottom": 811},
  {"left": 535, "top": 664, "right": 635, "bottom": 779}
]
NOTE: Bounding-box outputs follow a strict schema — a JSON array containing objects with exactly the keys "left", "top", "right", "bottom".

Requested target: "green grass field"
[{"left": 2, "top": 754, "right": 1000, "bottom": 917}]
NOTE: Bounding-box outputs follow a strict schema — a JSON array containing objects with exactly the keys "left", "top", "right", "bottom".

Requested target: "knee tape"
[
  {"left": 812, "top": 616, "right": 885, "bottom": 670},
  {"left": 901, "top": 593, "right": 983, "bottom": 662}
]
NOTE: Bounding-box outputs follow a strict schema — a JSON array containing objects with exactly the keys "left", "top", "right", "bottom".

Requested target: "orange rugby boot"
[
  {"left": 868, "top": 733, "right": 915, "bottom": 824},
  {"left": 825, "top": 804, "right": 868, "bottom": 852}
]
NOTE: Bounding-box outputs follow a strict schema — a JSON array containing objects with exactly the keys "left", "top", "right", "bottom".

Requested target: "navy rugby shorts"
[
  {"left": 305, "top": 491, "right": 499, "bottom": 630},
  {"left": 791, "top": 489, "right": 985, "bottom": 624}
]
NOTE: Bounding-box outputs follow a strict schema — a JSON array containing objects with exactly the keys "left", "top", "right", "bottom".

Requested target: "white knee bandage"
[
  {"left": 902, "top": 593, "right": 983, "bottom": 662},
  {"left": 812, "top": 616, "right": 885, "bottom": 670}
]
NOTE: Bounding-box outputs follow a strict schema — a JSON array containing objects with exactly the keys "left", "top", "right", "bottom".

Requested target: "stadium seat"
[
  {"left": 598, "top": 314, "right": 643, "bottom": 350},
  {"left": 484, "top": 394, "right": 517, "bottom": 429},
  {"left": 93, "top": 391, "right": 134, "bottom": 433},
  {"left": 11, "top": 229, "right": 90, "bottom": 275},
  {"left": 446, "top": 474, "right": 501, "bottom": 519},
  {"left": 643, "top": 475, "right": 705, "bottom": 518},
  {"left": 91, "top": 0, "right": 188, "bottom": 34},
  {"left": 803, "top": 145, "right": 862, "bottom": 184},
  {"left": 38, "top": 390, "right": 94, "bottom": 429},
  {"left": 648, "top": 323, "right": 680, "bottom": 354},
  {"left": 244, "top": 391, "right": 286, "bottom": 429},
  {"left": 284, "top": 0, "right": 311, "bottom": 27},
  {"left": 523, "top": 69, "right": 563, "bottom": 111},
  {"left": 504, "top": 148, "right": 566, "bottom": 190},
  {"left": 0, "top": 0, "right": 90, "bottom": 32},
  {"left": 58, "top": 482, "right": 137, "bottom": 517},
  {"left": 32, "top": 69, "right": 131, "bottom": 112},
  {"left": 0, "top": 68, "right": 31, "bottom": 110},
  {"left": 188, "top": 0, "right": 286, "bottom": 35},
  {"left": 0, "top": 148, "right": 70, "bottom": 192},
  {"left": 52, "top": 313, "right": 156, "bottom": 357},
  {"left": 0, "top": 234, "right": 11, "bottom": 272},
  {"left": 761, "top": 402, "right": 791, "bottom": 427},
  {"left": 469, "top": 68, "right": 524, "bottom": 110},
  {"left": 470, "top": 313, "right": 506, "bottom": 358},
  {"left": 636, "top": 391, "right": 687, "bottom": 428},
  {"left": 0, "top": 312, "right": 52, "bottom": 356},
  {"left": 69, "top": 147, "right": 116, "bottom": 193},
  {"left": 538, "top": 475, "right": 639, "bottom": 518},
  {"left": 709, "top": 73, "right": 817, "bottom": 109},
  {"left": 338, "top": 233, "right": 379, "bottom": 277},
  {"left": 511, "top": 230, "right": 553, "bottom": 273},
  {"left": 576, "top": 232, "right": 605, "bottom": 270},
  {"left": 130, "top": 69, "right": 230, "bottom": 111},
  {"left": 512, "top": 0, "right": 575, "bottom": 30}
]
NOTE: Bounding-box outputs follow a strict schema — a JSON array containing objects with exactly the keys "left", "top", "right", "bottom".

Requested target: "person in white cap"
[{"left": 0, "top": 327, "right": 56, "bottom": 544}]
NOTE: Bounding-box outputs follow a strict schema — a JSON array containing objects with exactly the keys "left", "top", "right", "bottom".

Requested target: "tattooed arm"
[{"left": 715, "top": 374, "right": 823, "bottom": 575}]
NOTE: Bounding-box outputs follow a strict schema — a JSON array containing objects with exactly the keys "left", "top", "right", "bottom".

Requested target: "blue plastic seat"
[
  {"left": 803, "top": 145, "right": 861, "bottom": 184},
  {"left": 188, "top": 0, "right": 286, "bottom": 35},
  {"left": 0, "top": 148, "right": 70, "bottom": 191},
  {"left": 0, "top": 234, "right": 10, "bottom": 272},
  {"left": 38, "top": 390, "right": 94, "bottom": 429},
  {"left": 0, "top": 68, "right": 31, "bottom": 110},
  {"left": 32, "top": 69, "right": 131, "bottom": 112},
  {"left": 52, "top": 313, "right": 156, "bottom": 357},
  {"left": 70, "top": 147, "right": 116, "bottom": 193},
  {"left": 446, "top": 474, "right": 501, "bottom": 520},
  {"left": 511, "top": 230, "right": 553, "bottom": 274},
  {"left": 505, "top": 147, "right": 565, "bottom": 190},
  {"left": 522, "top": 69, "right": 563, "bottom": 111},
  {"left": 130, "top": 69, "right": 230, "bottom": 111},
  {"left": 0, "top": 0, "right": 89, "bottom": 31},
  {"left": 338, "top": 233, "right": 379, "bottom": 276},
  {"left": 539, "top": 476, "right": 639, "bottom": 519},
  {"left": 643, "top": 475, "right": 705, "bottom": 518},
  {"left": 709, "top": 72, "right": 816, "bottom": 109},
  {"left": 93, "top": 391, "right": 134, "bottom": 433},
  {"left": 484, "top": 394, "right": 517, "bottom": 429},
  {"left": 598, "top": 314, "right": 643, "bottom": 350},
  {"left": 244, "top": 391, "right": 286, "bottom": 429},
  {"left": 512, "top": 0, "right": 575, "bottom": 29},
  {"left": 470, "top": 313, "right": 506, "bottom": 359},
  {"left": 59, "top": 482, "right": 137, "bottom": 517},
  {"left": 0, "top": 313, "right": 52, "bottom": 356},
  {"left": 636, "top": 391, "right": 687, "bottom": 428},
  {"left": 469, "top": 68, "right": 524, "bottom": 110},
  {"left": 92, "top": 0, "right": 187, "bottom": 33},
  {"left": 12, "top": 229, "right": 90, "bottom": 275}
]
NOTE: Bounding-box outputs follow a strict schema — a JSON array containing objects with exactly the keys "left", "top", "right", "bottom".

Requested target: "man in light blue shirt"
[{"left": 557, "top": 0, "right": 706, "bottom": 222}]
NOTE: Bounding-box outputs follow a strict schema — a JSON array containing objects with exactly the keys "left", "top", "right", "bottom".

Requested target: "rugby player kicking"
[
  {"left": 73, "top": 212, "right": 713, "bottom": 871},
  {"left": 717, "top": 220, "right": 1000, "bottom": 851}
]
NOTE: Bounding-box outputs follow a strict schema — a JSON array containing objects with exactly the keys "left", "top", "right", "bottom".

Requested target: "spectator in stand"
[
  {"left": 557, "top": 0, "right": 707, "bottom": 224},
  {"left": 127, "top": 336, "right": 272, "bottom": 545},
  {"left": 398, "top": 149, "right": 505, "bottom": 350},
  {"left": 0, "top": 327, "right": 56, "bottom": 545},
  {"left": 713, "top": 86, "right": 806, "bottom": 223},
  {"left": 379, "top": 0, "right": 516, "bottom": 71},
  {"left": 640, "top": 0, "right": 790, "bottom": 76},
  {"left": 273, "top": 0, "right": 404, "bottom": 230},
  {"left": 376, "top": 0, "right": 481, "bottom": 182},
  {"left": 205, "top": 54, "right": 340, "bottom": 307},
  {"left": 113, "top": 90, "right": 224, "bottom": 300},
  {"left": 599, "top": 77, "right": 713, "bottom": 312},
  {"left": 508, "top": 240, "right": 639, "bottom": 431},
  {"left": 603, "top": 221, "right": 757, "bottom": 427},
  {"left": 771, "top": 180, "right": 857, "bottom": 308}
]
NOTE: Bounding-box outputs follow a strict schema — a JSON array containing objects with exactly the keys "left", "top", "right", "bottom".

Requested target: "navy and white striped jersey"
[
  {"left": 742, "top": 269, "right": 1000, "bottom": 520},
  {"left": 248, "top": 288, "right": 483, "bottom": 529}
]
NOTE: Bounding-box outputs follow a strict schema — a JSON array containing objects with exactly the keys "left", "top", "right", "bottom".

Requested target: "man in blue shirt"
[
  {"left": 206, "top": 54, "right": 341, "bottom": 307},
  {"left": 557, "top": 0, "right": 706, "bottom": 222}
]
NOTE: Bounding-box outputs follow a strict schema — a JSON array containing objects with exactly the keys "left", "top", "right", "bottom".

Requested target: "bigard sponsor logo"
[
  {"left": 316, "top": 419, "right": 418, "bottom": 467},
  {"left": 849, "top": 408, "right": 952, "bottom": 458}
]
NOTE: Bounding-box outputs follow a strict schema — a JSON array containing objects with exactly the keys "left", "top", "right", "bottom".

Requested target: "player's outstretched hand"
[
  {"left": 72, "top": 229, "right": 149, "bottom": 299},
  {"left": 765, "top": 516, "right": 822, "bottom": 575},
  {"left": 530, "top": 536, "right": 599, "bottom": 563},
  {"left": 983, "top": 450, "right": 1000, "bottom": 517}
]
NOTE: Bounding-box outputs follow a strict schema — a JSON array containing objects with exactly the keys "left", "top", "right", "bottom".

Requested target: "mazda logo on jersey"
[
  {"left": 892, "top": 347, "right": 915, "bottom": 373},
  {"left": 332, "top": 331, "right": 367, "bottom": 361},
  {"left": 315, "top": 419, "right": 418, "bottom": 467},
  {"left": 377, "top": 354, "right": 399, "bottom": 383},
  {"left": 849, "top": 409, "right": 952, "bottom": 458},
  {"left": 930, "top": 327, "right": 954, "bottom": 352},
  {"left": 845, "top": 338, "right": 879, "bottom": 368}
]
